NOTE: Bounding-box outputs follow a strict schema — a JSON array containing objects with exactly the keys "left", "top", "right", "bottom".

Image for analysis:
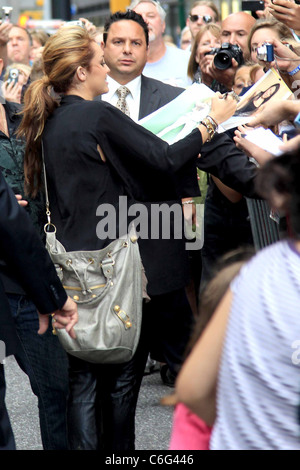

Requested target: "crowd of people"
[{"left": 0, "top": 0, "right": 300, "bottom": 451}]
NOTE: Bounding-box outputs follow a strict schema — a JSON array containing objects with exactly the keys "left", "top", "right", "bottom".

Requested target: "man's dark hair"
[{"left": 103, "top": 10, "right": 149, "bottom": 46}]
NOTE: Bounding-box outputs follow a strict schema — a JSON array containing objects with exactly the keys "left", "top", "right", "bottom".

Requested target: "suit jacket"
[
  {"left": 94, "top": 75, "right": 257, "bottom": 295},
  {"left": 137, "top": 76, "right": 196, "bottom": 295},
  {"left": 98, "top": 76, "right": 201, "bottom": 295},
  {"left": 137, "top": 76, "right": 258, "bottom": 293},
  {"left": 0, "top": 169, "right": 68, "bottom": 356}
]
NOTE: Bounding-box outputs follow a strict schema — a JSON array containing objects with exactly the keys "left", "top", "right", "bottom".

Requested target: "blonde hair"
[
  {"left": 18, "top": 26, "right": 96, "bottom": 196},
  {"left": 187, "top": 23, "right": 221, "bottom": 80}
]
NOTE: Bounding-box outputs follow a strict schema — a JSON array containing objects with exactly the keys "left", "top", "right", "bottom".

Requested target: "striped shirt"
[{"left": 211, "top": 240, "right": 300, "bottom": 450}]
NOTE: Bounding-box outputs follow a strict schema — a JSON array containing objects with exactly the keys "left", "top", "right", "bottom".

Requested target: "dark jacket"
[
  {"left": 42, "top": 95, "right": 204, "bottom": 254},
  {"left": 0, "top": 169, "right": 67, "bottom": 356},
  {"left": 0, "top": 102, "right": 46, "bottom": 295}
]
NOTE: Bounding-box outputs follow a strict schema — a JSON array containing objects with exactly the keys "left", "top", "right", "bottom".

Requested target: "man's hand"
[
  {"left": 0, "top": 22, "right": 12, "bottom": 46},
  {"left": 210, "top": 58, "right": 239, "bottom": 90},
  {"left": 38, "top": 296, "right": 78, "bottom": 338}
]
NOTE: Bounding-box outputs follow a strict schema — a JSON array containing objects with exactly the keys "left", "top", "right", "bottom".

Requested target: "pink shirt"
[{"left": 169, "top": 403, "right": 212, "bottom": 450}]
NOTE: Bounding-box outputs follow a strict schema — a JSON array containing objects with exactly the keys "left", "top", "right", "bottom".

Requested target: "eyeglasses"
[{"left": 189, "top": 14, "right": 213, "bottom": 24}]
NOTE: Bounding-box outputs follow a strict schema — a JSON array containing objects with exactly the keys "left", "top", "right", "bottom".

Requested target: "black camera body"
[{"left": 205, "top": 43, "right": 244, "bottom": 70}]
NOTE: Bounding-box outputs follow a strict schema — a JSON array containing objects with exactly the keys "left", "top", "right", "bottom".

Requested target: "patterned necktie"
[{"left": 116, "top": 86, "right": 131, "bottom": 117}]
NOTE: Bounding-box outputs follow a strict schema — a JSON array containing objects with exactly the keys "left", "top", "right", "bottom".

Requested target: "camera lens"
[{"left": 214, "top": 51, "right": 232, "bottom": 70}]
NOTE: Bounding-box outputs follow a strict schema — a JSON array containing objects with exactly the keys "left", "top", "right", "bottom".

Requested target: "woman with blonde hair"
[
  {"left": 248, "top": 18, "right": 294, "bottom": 63},
  {"left": 187, "top": 23, "right": 221, "bottom": 86},
  {"left": 18, "top": 23, "right": 236, "bottom": 450}
]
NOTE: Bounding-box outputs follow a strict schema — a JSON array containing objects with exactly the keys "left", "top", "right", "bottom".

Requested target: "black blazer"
[
  {"left": 42, "top": 95, "right": 204, "bottom": 251},
  {"left": 137, "top": 76, "right": 195, "bottom": 295},
  {"left": 0, "top": 170, "right": 68, "bottom": 356}
]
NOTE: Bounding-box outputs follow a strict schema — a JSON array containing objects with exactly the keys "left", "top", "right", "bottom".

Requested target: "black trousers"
[
  {"left": 0, "top": 364, "right": 16, "bottom": 450},
  {"left": 67, "top": 313, "right": 149, "bottom": 451},
  {"left": 144, "top": 288, "right": 195, "bottom": 376},
  {"left": 67, "top": 289, "right": 194, "bottom": 451}
]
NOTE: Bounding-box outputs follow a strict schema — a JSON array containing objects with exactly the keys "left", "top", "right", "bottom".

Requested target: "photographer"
[
  {"left": 187, "top": 24, "right": 221, "bottom": 87},
  {"left": 256, "top": 36, "right": 300, "bottom": 89},
  {"left": 206, "top": 12, "right": 255, "bottom": 92}
]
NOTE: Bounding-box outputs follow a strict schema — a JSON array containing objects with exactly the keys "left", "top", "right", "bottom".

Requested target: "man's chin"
[{"left": 149, "top": 33, "right": 156, "bottom": 42}]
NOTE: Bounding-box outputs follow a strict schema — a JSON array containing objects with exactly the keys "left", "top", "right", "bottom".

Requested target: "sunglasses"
[{"left": 189, "top": 14, "right": 213, "bottom": 23}]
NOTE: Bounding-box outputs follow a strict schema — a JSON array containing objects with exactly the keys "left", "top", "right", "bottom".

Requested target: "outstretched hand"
[
  {"left": 248, "top": 100, "right": 297, "bottom": 128},
  {"left": 209, "top": 92, "right": 237, "bottom": 125}
]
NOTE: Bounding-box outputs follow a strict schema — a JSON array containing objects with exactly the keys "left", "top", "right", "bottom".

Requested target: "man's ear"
[
  {"left": 100, "top": 40, "right": 105, "bottom": 51},
  {"left": 162, "top": 21, "right": 166, "bottom": 35},
  {"left": 0, "top": 58, "right": 3, "bottom": 76}
]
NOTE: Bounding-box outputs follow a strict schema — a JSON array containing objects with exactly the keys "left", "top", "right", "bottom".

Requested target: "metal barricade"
[{"left": 246, "top": 198, "right": 280, "bottom": 251}]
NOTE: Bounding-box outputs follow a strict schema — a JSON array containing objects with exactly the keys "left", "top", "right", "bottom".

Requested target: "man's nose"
[
  {"left": 123, "top": 41, "right": 132, "bottom": 54},
  {"left": 229, "top": 33, "right": 238, "bottom": 45}
]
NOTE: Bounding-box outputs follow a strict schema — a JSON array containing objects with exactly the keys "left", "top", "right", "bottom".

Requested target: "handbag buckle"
[{"left": 114, "top": 305, "right": 132, "bottom": 329}]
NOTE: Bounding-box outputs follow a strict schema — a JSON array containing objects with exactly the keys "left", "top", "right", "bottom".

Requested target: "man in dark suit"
[
  {"left": 102, "top": 10, "right": 198, "bottom": 385},
  {"left": 0, "top": 169, "right": 78, "bottom": 450},
  {"left": 102, "top": 10, "right": 258, "bottom": 385}
]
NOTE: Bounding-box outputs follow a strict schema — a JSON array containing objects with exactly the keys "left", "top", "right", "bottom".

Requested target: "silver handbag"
[{"left": 42, "top": 145, "right": 144, "bottom": 364}]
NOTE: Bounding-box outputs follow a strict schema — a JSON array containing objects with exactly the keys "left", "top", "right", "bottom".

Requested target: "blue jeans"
[
  {"left": 0, "top": 364, "right": 16, "bottom": 450},
  {"left": 7, "top": 294, "right": 69, "bottom": 450}
]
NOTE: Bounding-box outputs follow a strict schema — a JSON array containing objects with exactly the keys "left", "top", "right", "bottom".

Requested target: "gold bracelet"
[
  {"left": 200, "top": 117, "right": 215, "bottom": 141},
  {"left": 206, "top": 115, "right": 218, "bottom": 129}
]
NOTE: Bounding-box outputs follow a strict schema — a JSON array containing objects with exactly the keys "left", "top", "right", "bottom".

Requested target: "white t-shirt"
[
  {"left": 143, "top": 45, "right": 191, "bottom": 88},
  {"left": 211, "top": 240, "right": 300, "bottom": 450}
]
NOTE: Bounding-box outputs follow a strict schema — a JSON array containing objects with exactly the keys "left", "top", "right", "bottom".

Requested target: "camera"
[
  {"left": 1, "top": 6, "right": 13, "bottom": 23},
  {"left": 205, "top": 43, "right": 244, "bottom": 70},
  {"left": 7, "top": 68, "right": 19, "bottom": 86},
  {"left": 256, "top": 43, "right": 274, "bottom": 62},
  {"left": 241, "top": 1, "right": 264, "bottom": 11},
  {"left": 63, "top": 20, "right": 85, "bottom": 28}
]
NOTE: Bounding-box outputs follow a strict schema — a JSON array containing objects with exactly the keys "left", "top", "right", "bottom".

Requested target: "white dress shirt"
[{"left": 102, "top": 75, "right": 142, "bottom": 122}]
